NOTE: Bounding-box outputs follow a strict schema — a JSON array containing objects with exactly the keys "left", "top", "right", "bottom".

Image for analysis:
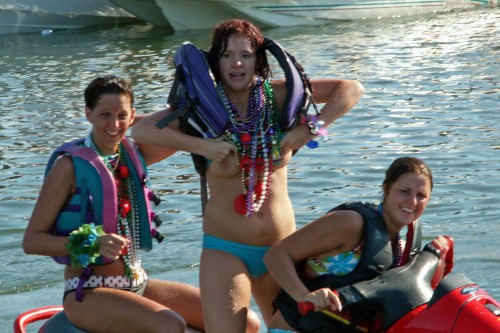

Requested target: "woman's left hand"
[
  {"left": 98, "top": 233, "right": 129, "bottom": 260},
  {"left": 280, "top": 124, "right": 314, "bottom": 152}
]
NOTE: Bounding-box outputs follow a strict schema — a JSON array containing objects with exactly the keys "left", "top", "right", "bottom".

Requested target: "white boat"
[
  {"left": 153, "top": 0, "right": 494, "bottom": 31},
  {"left": 109, "top": 0, "right": 171, "bottom": 27},
  {"left": 0, "top": 0, "right": 138, "bottom": 34}
]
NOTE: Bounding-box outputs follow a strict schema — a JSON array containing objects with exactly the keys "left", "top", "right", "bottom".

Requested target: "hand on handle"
[
  {"left": 298, "top": 301, "right": 315, "bottom": 315},
  {"left": 297, "top": 288, "right": 342, "bottom": 315}
]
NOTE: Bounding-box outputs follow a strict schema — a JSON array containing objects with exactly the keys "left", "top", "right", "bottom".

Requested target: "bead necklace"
[
  {"left": 392, "top": 233, "right": 403, "bottom": 267},
  {"left": 85, "top": 136, "right": 141, "bottom": 279},
  {"left": 217, "top": 78, "right": 281, "bottom": 217},
  {"left": 85, "top": 136, "right": 121, "bottom": 172},
  {"left": 376, "top": 203, "right": 403, "bottom": 267}
]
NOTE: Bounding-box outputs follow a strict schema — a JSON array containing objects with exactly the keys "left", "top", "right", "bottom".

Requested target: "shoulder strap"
[{"left": 263, "top": 37, "right": 317, "bottom": 130}]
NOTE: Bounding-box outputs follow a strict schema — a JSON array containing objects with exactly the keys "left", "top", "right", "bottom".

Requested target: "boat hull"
[
  {"left": 153, "top": 0, "right": 491, "bottom": 31},
  {"left": 154, "top": 0, "right": 238, "bottom": 31},
  {"left": 0, "top": 0, "right": 138, "bottom": 34},
  {"left": 108, "top": 0, "right": 171, "bottom": 27}
]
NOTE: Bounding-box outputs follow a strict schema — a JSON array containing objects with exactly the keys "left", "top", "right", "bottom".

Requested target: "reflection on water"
[{"left": 0, "top": 7, "right": 499, "bottom": 330}]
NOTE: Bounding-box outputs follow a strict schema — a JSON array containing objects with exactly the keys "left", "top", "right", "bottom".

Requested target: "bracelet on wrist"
[
  {"left": 65, "top": 223, "right": 105, "bottom": 268},
  {"left": 307, "top": 120, "right": 325, "bottom": 136},
  {"left": 300, "top": 115, "right": 329, "bottom": 149}
]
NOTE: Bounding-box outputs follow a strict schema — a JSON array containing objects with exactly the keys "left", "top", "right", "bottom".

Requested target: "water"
[{"left": 1, "top": 7, "right": 499, "bottom": 331}]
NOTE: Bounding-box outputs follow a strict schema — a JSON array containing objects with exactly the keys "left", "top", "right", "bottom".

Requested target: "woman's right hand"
[
  {"left": 202, "top": 138, "right": 234, "bottom": 162},
  {"left": 301, "top": 288, "right": 343, "bottom": 313},
  {"left": 98, "top": 233, "right": 129, "bottom": 260}
]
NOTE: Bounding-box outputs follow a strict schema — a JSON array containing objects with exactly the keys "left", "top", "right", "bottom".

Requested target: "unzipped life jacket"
[{"left": 46, "top": 138, "right": 164, "bottom": 266}]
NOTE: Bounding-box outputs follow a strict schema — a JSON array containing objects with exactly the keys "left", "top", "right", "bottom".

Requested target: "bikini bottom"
[
  {"left": 202, "top": 233, "right": 270, "bottom": 277},
  {"left": 63, "top": 268, "right": 148, "bottom": 301}
]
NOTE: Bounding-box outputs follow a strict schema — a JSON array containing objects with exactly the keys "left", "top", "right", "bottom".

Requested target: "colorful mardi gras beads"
[{"left": 218, "top": 78, "right": 281, "bottom": 217}]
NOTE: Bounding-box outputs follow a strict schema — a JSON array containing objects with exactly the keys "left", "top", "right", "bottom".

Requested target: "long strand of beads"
[
  {"left": 116, "top": 163, "right": 142, "bottom": 279},
  {"left": 123, "top": 166, "right": 142, "bottom": 279},
  {"left": 251, "top": 124, "right": 269, "bottom": 213},
  {"left": 217, "top": 78, "right": 281, "bottom": 217},
  {"left": 115, "top": 161, "right": 134, "bottom": 279},
  {"left": 393, "top": 233, "right": 403, "bottom": 267},
  {"left": 263, "top": 83, "right": 282, "bottom": 165},
  {"left": 86, "top": 136, "right": 140, "bottom": 279}
]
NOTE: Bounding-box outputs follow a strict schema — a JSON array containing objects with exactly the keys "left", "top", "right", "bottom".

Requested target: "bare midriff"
[
  {"left": 203, "top": 149, "right": 295, "bottom": 247},
  {"left": 64, "top": 259, "right": 129, "bottom": 280}
]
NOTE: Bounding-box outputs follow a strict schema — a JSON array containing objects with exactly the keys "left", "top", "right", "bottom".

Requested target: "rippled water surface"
[{"left": 0, "top": 7, "right": 498, "bottom": 331}]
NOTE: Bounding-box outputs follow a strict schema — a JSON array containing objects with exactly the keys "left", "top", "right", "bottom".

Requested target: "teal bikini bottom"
[{"left": 202, "top": 234, "right": 270, "bottom": 277}]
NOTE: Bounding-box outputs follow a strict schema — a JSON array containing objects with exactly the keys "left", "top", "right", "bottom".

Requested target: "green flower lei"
[{"left": 65, "top": 223, "right": 106, "bottom": 268}]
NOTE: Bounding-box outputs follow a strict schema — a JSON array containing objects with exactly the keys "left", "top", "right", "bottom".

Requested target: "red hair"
[{"left": 206, "top": 19, "right": 270, "bottom": 82}]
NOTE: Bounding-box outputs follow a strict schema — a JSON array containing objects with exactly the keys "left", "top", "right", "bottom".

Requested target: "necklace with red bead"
[
  {"left": 85, "top": 136, "right": 141, "bottom": 279},
  {"left": 217, "top": 78, "right": 282, "bottom": 217}
]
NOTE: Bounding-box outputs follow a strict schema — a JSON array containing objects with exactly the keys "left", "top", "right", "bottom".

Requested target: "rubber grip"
[{"left": 298, "top": 301, "right": 315, "bottom": 315}]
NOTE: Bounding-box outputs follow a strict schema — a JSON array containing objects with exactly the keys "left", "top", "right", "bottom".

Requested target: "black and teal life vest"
[
  {"left": 46, "top": 138, "right": 163, "bottom": 266},
  {"left": 274, "top": 201, "right": 422, "bottom": 333}
]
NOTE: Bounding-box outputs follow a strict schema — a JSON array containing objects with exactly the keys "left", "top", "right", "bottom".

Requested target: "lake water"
[{"left": 0, "top": 7, "right": 499, "bottom": 332}]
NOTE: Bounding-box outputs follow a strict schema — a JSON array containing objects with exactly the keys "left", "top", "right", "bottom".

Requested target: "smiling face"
[
  {"left": 85, "top": 93, "right": 135, "bottom": 155},
  {"left": 380, "top": 157, "right": 433, "bottom": 237},
  {"left": 382, "top": 172, "right": 432, "bottom": 233},
  {"left": 218, "top": 34, "right": 257, "bottom": 94}
]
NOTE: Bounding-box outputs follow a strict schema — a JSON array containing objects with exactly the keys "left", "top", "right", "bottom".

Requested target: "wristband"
[
  {"left": 307, "top": 119, "right": 325, "bottom": 136},
  {"left": 301, "top": 115, "right": 329, "bottom": 149}
]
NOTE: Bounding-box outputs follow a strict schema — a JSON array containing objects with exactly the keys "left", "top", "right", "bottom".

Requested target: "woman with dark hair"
[
  {"left": 264, "top": 157, "right": 434, "bottom": 332},
  {"left": 23, "top": 75, "right": 204, "bottom": 333},
  {"left": 132, "top": 19, "right": 364, "bottom": 332}
]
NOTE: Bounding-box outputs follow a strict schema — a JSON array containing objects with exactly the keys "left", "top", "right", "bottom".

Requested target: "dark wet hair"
[
  {"left": 84, "top": 75, "right": 134, "bottom": 110},
  {"left": 382, "top": 157, "right": 433, "bottom": 195},
  {"left": 206, "top": 19, "right": 270, "bottom": 82}
]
